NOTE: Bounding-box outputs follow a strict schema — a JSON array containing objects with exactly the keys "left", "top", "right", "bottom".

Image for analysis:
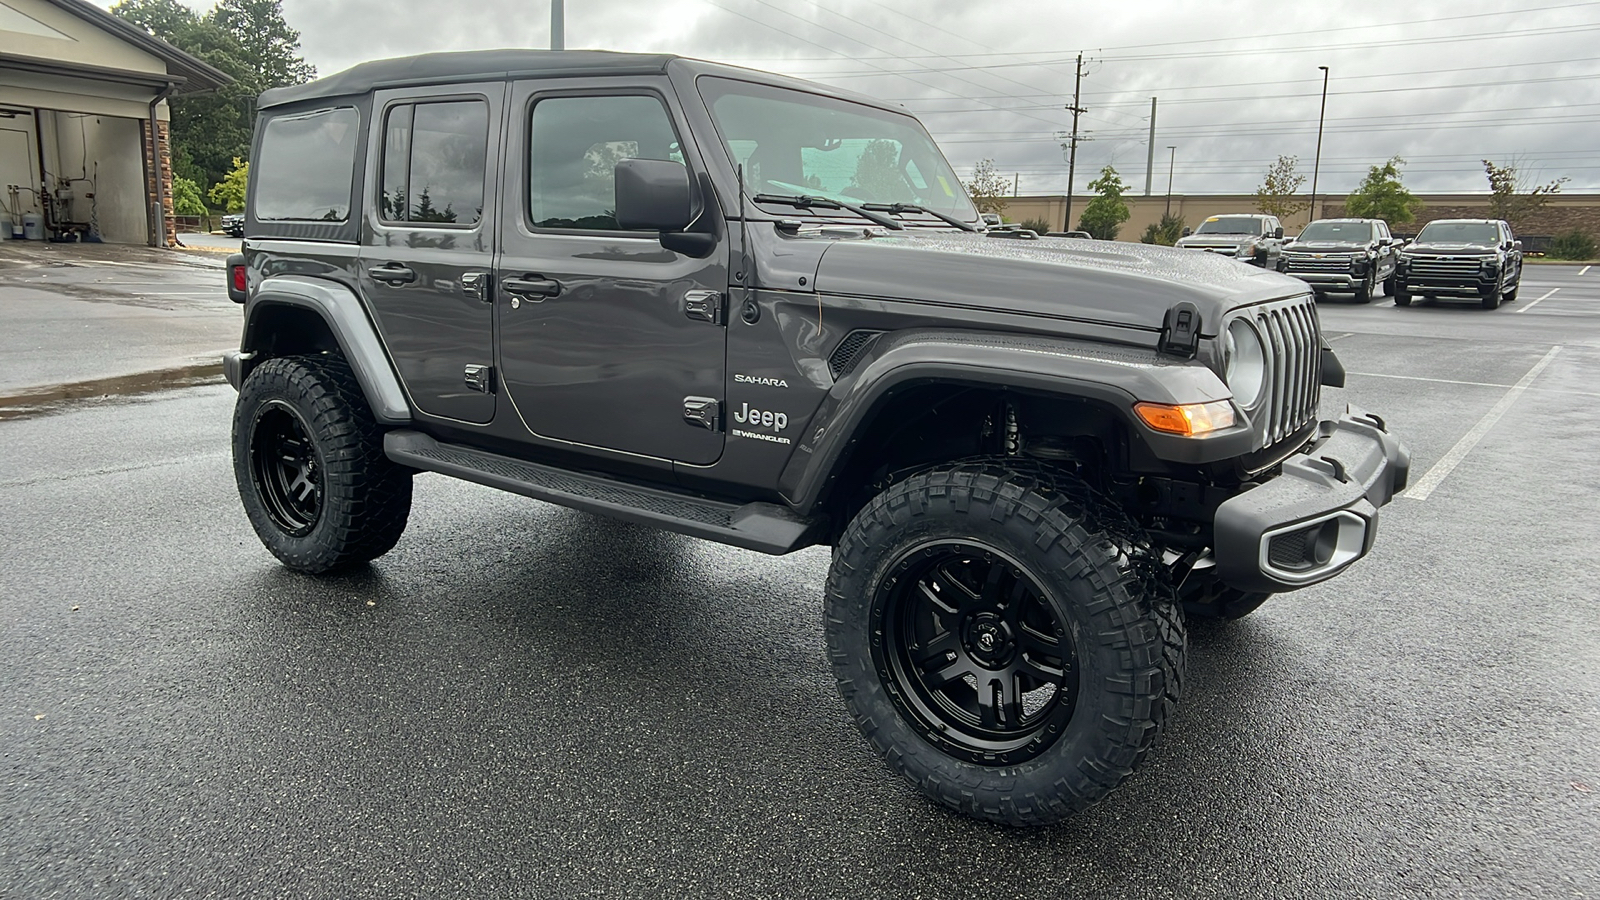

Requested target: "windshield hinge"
[{"left": 1160, "top": 302, "right": 1201, "bottom": 358}]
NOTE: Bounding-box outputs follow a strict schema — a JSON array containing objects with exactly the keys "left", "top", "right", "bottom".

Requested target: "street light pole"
[
  {"left": 1309, "top": 66, "right": 1329, "bottom": 223},
  {"left": 551, "top": 0, "right": 564, "bottom": 50},
  {"left": 1164, "top": 146, "right": 1176, "bottom": 218}
]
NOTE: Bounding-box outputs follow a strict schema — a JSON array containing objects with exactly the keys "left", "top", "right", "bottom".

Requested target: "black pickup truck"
[{"left": 222, "top": 50, "right": 1408, "bottom": 826}]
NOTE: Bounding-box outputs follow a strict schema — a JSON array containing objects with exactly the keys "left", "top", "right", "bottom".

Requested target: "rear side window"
[
  {"left": 527, "top": 95, "right": 683, "bottom": 231},
  {"left": 254, "top": 107, "right": 360, "bottom": 222},
  {"left": 379, "top": 100, "right": 490, "bottom": 226}
]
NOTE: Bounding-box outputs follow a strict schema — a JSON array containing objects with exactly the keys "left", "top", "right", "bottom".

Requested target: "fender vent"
[{"left": 828, "top": 330, "right": 883, "bottom": 379}]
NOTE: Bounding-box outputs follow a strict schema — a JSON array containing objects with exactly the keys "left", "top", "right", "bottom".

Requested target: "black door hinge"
[{"left": 682, "top": 396, "right": 722, "bottom": 431}]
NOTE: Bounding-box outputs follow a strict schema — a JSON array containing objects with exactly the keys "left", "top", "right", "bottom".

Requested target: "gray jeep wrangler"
[{"left": 223, "top": 50, "right": 1409, "bottom": 827}]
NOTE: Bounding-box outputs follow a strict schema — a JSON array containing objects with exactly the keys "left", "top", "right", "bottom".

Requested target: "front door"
[
  {"left": 359, "top": 84, "right": 504, "bottom": 425},
  {"left": 495, "top": 82, "right": 728, "bottom": 465}
]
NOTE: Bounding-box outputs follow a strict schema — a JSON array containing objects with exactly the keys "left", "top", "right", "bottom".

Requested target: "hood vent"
[{"left": 829, "top": 330, "right": 884, "bottom": 379}]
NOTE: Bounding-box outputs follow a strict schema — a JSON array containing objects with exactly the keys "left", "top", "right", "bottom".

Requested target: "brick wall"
[{"left": 140, "top": 119, "right": 176, "bottom": 248}]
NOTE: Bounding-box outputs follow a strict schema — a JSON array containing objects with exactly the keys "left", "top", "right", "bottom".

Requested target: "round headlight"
[{"left": 1224, "top": 319, "right": 1267, "bottom": 408}]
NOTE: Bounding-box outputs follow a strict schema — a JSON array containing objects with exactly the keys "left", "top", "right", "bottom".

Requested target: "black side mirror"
[
  {"left": 1273, "top": 226, "right": 1284, "bottom": 239},
  {"left": 615, "top": 158, "right": 695, "bottom": 232},
  {"left": 1181, "top": 226, "right": 1192, "bottom": 237}
]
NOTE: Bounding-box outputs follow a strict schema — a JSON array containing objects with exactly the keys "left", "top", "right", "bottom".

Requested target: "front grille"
[
  {"left": 1284, "top": 255, "right": 1354, "bottom": 273},
  {"left": 1250, "top": 296, "right": 1321, "bottom": 446},
  {"left": 1404, "top": 256, "right": 1483, "bottom": 279}
]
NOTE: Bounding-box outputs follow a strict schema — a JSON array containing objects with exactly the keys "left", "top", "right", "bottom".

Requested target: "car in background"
[
  {"left": 221, "top": 213, "right": 244, "bottom": 237},
  {"left": 1393, "top": 219, "right": 1522, "bottom": 309},
  {"left": 1175, "top": 214, "right": 1285, "bottom": 268},
  {"left": 1279, "top": 218, "right": 1398, "bottom": 303}
]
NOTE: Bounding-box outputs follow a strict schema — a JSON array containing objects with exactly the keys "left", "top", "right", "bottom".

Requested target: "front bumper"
[{"left": 1213, "top": 406, "right": 1409, "bottom": 593}]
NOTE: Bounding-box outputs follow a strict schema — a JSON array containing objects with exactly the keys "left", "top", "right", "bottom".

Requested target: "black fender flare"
[
  {"left": 232, "top": 275, "right": 411, "bottom": 425},
  {"left": 777, "top": 329, "right": 1247, "bottom": 513}
]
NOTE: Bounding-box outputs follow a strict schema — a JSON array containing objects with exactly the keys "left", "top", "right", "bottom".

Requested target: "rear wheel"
[
  {"left": 826, "top": 462, "right": 1184, "bottom": 826},
  {"left": 233, "top": 355, "right": 413, "bottom": 573},
  {"left": 1383, "top": 275, "right": 1397, "bottom": 296}
]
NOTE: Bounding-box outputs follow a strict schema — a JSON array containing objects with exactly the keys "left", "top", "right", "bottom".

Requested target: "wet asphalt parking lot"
[{"left": 2, "top": 264, "right": 1597, "bottom": 899}]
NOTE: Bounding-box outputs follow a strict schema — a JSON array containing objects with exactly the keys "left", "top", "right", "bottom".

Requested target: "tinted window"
[
  {"left": 700, "top": 77, "right": 977, "bottom": 219},
  {"left": 1416, "top": 221, "right": 1500, "bottom": 244},
  {"left": 255, "top": 107, "right": 360, "bottom": 221},
  {"left": 379, "top": 100, "right": 489, "bottom": 226},
  {"left": 1195, "top": 216, "right": 1264, "bottom": 235},
  {"left": 1299, "top": 221, "right": 1373, "bottom": 242},
  {"left": 528, "top": 95, "right": 682, "bottom": 231}
]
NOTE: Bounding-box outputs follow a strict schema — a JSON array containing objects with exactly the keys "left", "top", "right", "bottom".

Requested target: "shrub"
[
  {"left": 1547, "top": 230, "right": 1597, "bottom": 260},
  {"left": 1017, "top": 217, "right": 1052, "bottom": 234}
]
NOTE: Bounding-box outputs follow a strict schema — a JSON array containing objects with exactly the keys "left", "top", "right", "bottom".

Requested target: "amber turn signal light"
[{"left": 1134, "top": 400, "right": 1236, "bottom": 436}]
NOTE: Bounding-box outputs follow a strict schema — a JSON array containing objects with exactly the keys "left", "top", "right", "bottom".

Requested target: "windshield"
[
  {"left": 1298, "top": 221, "right": 1372, "bottom": 242},
  {"left": 1195, "top": 216, "right": 1264, "bottom": 235},
  {"left": 699, "top": 77, "right": 977, "bottom": 221},
  {"left": 1416, "top": 221, "right": 1500, "bottom": 244}
]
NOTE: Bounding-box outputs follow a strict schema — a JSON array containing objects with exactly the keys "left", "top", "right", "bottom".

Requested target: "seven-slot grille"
[
  {"left": 1283, "top": 255, "right": 1354, "bottom": 273},
  {"left": 1404, "top": 256, "right": 1483, "bottom": 279},
  {"left": 1247, "top": 296, "right": 1322, "bottom": 446}
]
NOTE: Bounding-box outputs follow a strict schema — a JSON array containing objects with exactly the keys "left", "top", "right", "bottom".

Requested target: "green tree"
[
  {"left": 1483, "top": 158, "right": 1568, "bottom": 232},
  {"left": 1140, "top": 213, "right": 1185, "bottom": 246},
  {"left": 208, "top": 157, "right": 248, "bottom": 212},
  {"left": 1344, "top": 156, "right": 1422, "bottom": 225},
  {"left": 1254, "top": 155, "right": 1308, "bottom": 220},
  {"left": 847, "top": 139, "right": 904, "bottom": 202},
  {"left": 171, "top": 175, "right": 208, "bottom": 217},
  {"left": 963, "top": 158, "right": 1010, "bottom": 216},
  {"left": 1077, "top": 165, "right": 1129, "bottom": 240},
  {"left": 210, "top": 0, "right": 316, "bottom": 87},
  {"left": 1548, "top": 230, "right": 1596, "bottom": 260}
]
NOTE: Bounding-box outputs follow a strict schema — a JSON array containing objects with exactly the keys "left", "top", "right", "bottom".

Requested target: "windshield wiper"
[
  {"left": 752, "top": 193, "right": 903, "bottom": 231},
  {"left": 860, "top": 202, "right": 978, "bottom": 232}
]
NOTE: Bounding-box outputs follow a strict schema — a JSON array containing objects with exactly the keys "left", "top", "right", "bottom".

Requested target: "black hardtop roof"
[{"left": 258, "top": 49, "right": 902, "bottom": 113}]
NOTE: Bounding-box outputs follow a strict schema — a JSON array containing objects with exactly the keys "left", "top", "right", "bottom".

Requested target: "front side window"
[
  {"left": 379, "top": 100, "right": 489, "bottom": 226},
  {"left": 528, "top": 95, "right": 683, "bottom": 231},
  {"left": 699, "top": 76, "right": 977, "bottom": 220},
  {"left": 255, "top": 107, "right": 360, "bottom": 221},
  {"left": 1195, "top": 216, "right": 1264, "bottom": 236}
]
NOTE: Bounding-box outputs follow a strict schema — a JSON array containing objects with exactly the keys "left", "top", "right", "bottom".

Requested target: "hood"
[
  {"left": 1286, "top": 240, "right": 1368, "bottom": 253},
  {"left": 810, "top": 232, "right": 1307, "bottom": 333},
  {"left": 1404, "top": 241, "right": 1497, "bottom": 255},
  {"left": 1176, "top": 233, "right": 1254, "bottom": 246}
]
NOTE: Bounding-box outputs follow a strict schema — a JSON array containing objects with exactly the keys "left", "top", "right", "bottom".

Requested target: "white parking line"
[
  {"left": 1580, "top": 265, "right": 1591, "bottom": 276},
  {"left": 1347, "top": 370, "right": 1600, "bottom": 398},
  {"left": 1404, "top": 346, "right": 1561, "bottom": 501},
  {"left": 1514, "top": 287, "right": 1560, "bottom": 313}
]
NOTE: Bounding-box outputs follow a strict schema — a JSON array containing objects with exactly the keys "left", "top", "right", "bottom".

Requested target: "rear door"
[
  {"left": 494, "top": 79, "right": 728, "bottom": 464},
  {"left": 359, "top": 83, "right": 504, "bottom": 425}
]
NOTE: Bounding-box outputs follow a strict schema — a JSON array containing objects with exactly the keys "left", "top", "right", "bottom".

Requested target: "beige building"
[
  {"left": 1003, "top": 193, "right": 1600, "bottom": 241},
  {"left": 0, "top": 0, "right": 228, "bottom": 246}
]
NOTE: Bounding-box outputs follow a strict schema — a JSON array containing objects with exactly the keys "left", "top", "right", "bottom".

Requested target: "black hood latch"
[{"left": 1160, "top": 302, "right": 1201, "bottom": 358}]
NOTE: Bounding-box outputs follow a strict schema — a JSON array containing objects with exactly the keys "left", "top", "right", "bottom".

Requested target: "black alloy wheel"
[
  {"left": 1354, "top": 270, "right": 1375, "bottom": 303},
  {"left": 873, "top": 540, "right": 1077, "bottom": 764},
  {"left": 249, "top": 400, "right": 323, "bottom": 537}
]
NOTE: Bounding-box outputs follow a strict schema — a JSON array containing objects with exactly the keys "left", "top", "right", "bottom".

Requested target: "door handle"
[
  {"left": 367, "top": 264, "right": 417, "bottom": 285},
  {"left": 502, "top": 276, "right": 562, "bottom": 299}
]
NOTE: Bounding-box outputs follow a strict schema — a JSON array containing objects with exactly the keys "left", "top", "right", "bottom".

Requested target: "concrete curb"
[{"left": 0, "top": 358, "right": 227, "bottom": 421}]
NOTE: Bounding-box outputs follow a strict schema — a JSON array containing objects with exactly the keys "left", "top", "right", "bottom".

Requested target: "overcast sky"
[{"left": 115, "top": 0, "right": 1600, "bottom": 196}]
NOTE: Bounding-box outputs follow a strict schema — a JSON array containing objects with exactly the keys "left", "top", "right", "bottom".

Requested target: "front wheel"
[
  {"left": 1354, "top": 271, "right": 1374, "bottom": 304},
  {"left": 1394, "top": 290, "right": 1412, "bottom": 307},
  {"left": 825, "top": 462, "right": 1184, "bottom": 826},
  {"left": 233, "top": 355, "right": 413, "bottom": 573}
]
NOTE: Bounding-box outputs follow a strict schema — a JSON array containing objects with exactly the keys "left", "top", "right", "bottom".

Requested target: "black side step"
[{"left": 384, "top": 430, "right": 821, "bottom": 554}]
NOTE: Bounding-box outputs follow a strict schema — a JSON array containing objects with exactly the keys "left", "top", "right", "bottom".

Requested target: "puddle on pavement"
[{"left": 0, "top": 363, "right": 225, "bottom": 422}]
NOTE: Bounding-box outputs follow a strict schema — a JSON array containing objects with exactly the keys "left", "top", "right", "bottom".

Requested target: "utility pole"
[
  {"left": 1164, "top": 146, "right": 1176, "bottom": 218},
  {"left": 551, "top": 0, "right": 564, "bottom": 50},
  {"left": 1013, "top": 173, "right": 1019, "bottom": 197},
  {"left": 1144, "top": 97, "right": 1157, "bottom": 196},
  {"left": 1063, "top": 52, "right": 1086, "bottom": 233},
  {"left": 1310, "top": 65, "right": 1329, "bottom": 222}
]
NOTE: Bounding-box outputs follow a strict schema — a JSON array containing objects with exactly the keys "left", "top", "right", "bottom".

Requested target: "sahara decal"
[{"left": 734, "top": 374, "right": 790, "bottom": 388}]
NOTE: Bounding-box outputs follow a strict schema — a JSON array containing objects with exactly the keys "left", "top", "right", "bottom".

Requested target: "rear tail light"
[{"left": 232, "top": 265, "right": 247, "bottom": 292}]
